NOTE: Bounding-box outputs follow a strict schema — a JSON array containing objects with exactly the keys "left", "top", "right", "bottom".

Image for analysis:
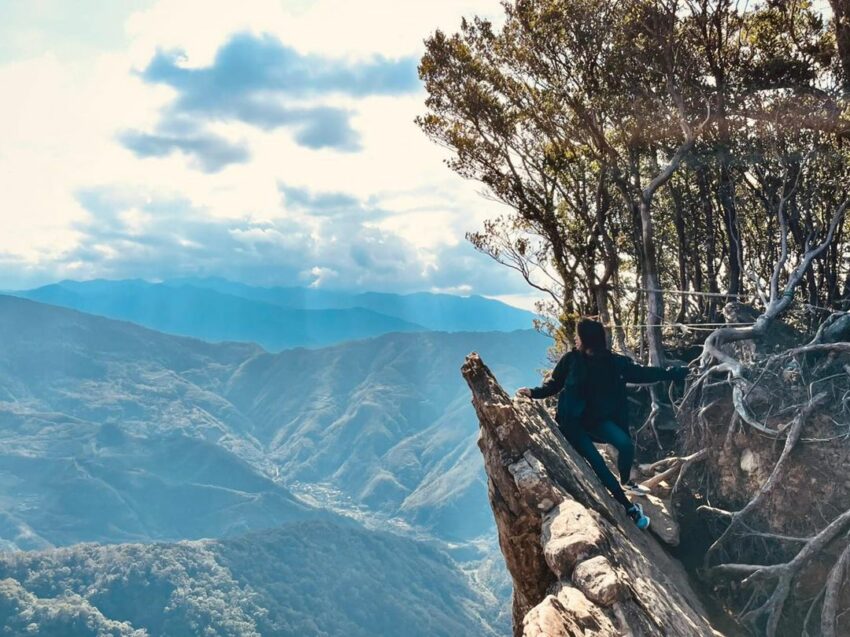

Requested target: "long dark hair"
[{"left": 576, "top": 318, "right": 608, "bottom": 354}]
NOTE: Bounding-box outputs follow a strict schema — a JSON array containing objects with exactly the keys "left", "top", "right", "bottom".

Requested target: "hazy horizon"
[{"left": 2, "top": 275, "right": 539, "bottom": 312}]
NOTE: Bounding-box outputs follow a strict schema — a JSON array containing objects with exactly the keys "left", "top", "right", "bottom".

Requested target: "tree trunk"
[
  {"left": 639, "top": 195, "right": 666, "bottom": 366},
  {"left": 697, "top": 167, "right": 720, "bottom": 321},
  {"left": 830, "top": 0, "right": 850, "bottom": 93},
  {"left": 670, "top": 182, "right": 690, "bottom": 323},
  {"left": 719, "top": 160, "right": 743, "bottom": 297}
]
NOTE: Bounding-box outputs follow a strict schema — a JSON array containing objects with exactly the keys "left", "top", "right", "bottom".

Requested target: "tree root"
[
  {"left": 700, "top": 392, "right": 828, "bottom": 566},
  {"left": 820, "top": 538, "right": 850, "bottom": 637},
  {"left": 690, "top": 348, "right": 850, "bottom": 634},
  {"left": 671, "top": 449, "right": 707, "bottom": 497},
  {"left": 640, "top": 462, "right": 682, "bottom": 490},
  {"left": 635, "top": 389, "right": 663, "bottom": 449},
  {"left": 640, "top": 455, "right": 682, "bottom": 474},
  {"left": 686, "top": 197, "right": 850, "bottom": 635},
  {"left": 710, "top": 508, "right": 850, "bottom": 637}
]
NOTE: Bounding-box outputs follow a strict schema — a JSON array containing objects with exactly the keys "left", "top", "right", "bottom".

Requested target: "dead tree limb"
[
  {"left": 672, "top": 449, "right": 708, "bottom": 497},
  {"left": 710, "top": 508, "right": 850, "bottom": 637},
  {"left": 698, "top": 197, "right": 848, "bottom": 432},
  {"left": 638, "top": 450, "right": 708, "bottom": 492},
  {"left": 821, "top": 539, "right": 850, "bottom": 637}
]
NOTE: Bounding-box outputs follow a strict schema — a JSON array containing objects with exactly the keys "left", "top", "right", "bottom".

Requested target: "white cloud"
[
  {"left": 125, "top": 0, "right": 504, "bottom": 64},
  {"left": 0, "top": 0, "right": 532, "bottom": 299},
  {"left": 0, "top": 53, "right": 143, "bottom": 260},
  {"left": 306, "top": 265, "right": 339, "bottom": 287},
  {"left": 367, "top": 210, "right": 458, "bottom": 250},
  {"left": 484, "top": 293, "right": 548, "bottom": 313},
  {"left": 431, "top": 283, "right": 473, "bottom": 295}
]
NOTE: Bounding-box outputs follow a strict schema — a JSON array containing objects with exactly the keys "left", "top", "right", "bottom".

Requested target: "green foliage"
[
  {"left": 418, "top": 0, "right": 850, "bottom": 350},
  {"left": 0, "top": 521, "right": 501, "bottom": 637}
]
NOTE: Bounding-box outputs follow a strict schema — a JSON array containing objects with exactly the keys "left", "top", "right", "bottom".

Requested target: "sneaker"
[
  {"left": 627, "top": 503, "right": 651, "bottom": 530},
  {"left": 622, "top": 480, "right": 651, "bottom": 497}
]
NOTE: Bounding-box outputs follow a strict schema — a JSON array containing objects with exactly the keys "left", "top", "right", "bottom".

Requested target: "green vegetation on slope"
[{"left": 0, "top": 520, "right": 503, "bottom": 637}]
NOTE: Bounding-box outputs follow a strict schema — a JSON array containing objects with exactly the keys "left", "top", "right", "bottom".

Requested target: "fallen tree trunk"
[{"left": 461, "top": 352, "right": 724, "bottom": 637}]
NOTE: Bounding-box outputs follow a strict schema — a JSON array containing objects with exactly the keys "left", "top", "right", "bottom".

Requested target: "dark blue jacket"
[{"left": 528, "top": 350, "right": 685, "bottom": 431}]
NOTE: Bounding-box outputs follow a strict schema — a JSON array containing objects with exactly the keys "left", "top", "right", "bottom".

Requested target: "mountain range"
[
  {"left": 0, "top": 286, "right": 549, "bottom": 635},
  {"left": 0, "top": 293, "right": 549, "bottom": 547},
  {"left": 11, "top": 278, "right": 535, "bottom": 351}
]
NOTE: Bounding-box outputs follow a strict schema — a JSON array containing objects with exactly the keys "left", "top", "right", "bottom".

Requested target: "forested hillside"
[
  {"left": 0, "top": 294, "right": 535, "bottom": 635},
  {"left": 0, "top": 520, "right": 502, "bottom": 636}
]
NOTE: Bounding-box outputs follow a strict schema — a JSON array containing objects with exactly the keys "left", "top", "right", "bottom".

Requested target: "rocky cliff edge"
[{"left": 462, "top": 352, "right": 724, "bottom": 637}]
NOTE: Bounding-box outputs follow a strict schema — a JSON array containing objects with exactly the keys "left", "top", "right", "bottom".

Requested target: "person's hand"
[
  {"left": 516, "top": 387, "right": 532, "bottom": 398},
  {"left": 669, "top": 366, "right": 689, "bottom": 382}
]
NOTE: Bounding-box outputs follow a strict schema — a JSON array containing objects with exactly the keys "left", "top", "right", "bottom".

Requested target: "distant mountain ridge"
[
  {"left": 0, "top": 294, "right": 550, "bottom": 548},
  {"left": 13, "top": 280, "right": 424, "bottom": 351},
  {"left": 164, "top": 276, "right": 536, "bottom": 331},
  {"left": 10, "top": 278, "right": 536, "bottom": 351}
]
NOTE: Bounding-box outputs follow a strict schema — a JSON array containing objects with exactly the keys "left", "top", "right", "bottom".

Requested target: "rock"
[
  {"left": 522, "top": 595, "right": 576, "bottom": 637},
  {"left": 572, "top": 556, "right": 624, "bottom": 607},
  {"left": 639, "top": 494, "right": 680, "bottom": 547},
  {"left": 509, "top": 452, "right": 567, "bottom": 512},
  {"left": 541, "top": 499, "right": 604, "bottom": 578},
  {"left": 522, "top": 585, "right": 619, "bottom": 637},
  {"left": 461, "top": 352, "right": 723, "bottom": 637},
  {"left": 739, "top": 448, "right": 758, "bottom": 473},
  {"left": 822, "top": 313, "right": 850, "bottom": 343}
]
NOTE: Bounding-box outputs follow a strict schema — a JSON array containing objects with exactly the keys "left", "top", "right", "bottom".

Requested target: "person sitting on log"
[{"left": 517, "top": 318, "right": 688, "bottom": 529}]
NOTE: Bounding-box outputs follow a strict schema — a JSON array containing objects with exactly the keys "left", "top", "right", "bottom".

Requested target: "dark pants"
[{"left": 559, "top": 418, "right": 634, "bottom": 509}]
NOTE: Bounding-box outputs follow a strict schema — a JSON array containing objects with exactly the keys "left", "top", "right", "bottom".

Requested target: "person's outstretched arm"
[
  {"left": 517, "top": 352, "right": 573, "bottom": 398},
  {"left": 618, "top": 355, "right": 688, "bottom": 384}
]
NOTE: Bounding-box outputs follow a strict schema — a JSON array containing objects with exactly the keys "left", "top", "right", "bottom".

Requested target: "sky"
[{"left": 0, "top": 0, "right": 545, "bottom": 310}]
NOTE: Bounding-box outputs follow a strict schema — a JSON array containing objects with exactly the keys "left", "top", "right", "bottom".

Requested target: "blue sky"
[{"left": 0, "top": 0, "right": 543, "bottom": 309}]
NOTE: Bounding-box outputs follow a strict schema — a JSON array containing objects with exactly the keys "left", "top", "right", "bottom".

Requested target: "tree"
[
  {"left": 418, "top": 0, "right": 849, "bottom": 354},
  {"left": 420, "top": 2, "right": 850, "bottom": 634}
]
